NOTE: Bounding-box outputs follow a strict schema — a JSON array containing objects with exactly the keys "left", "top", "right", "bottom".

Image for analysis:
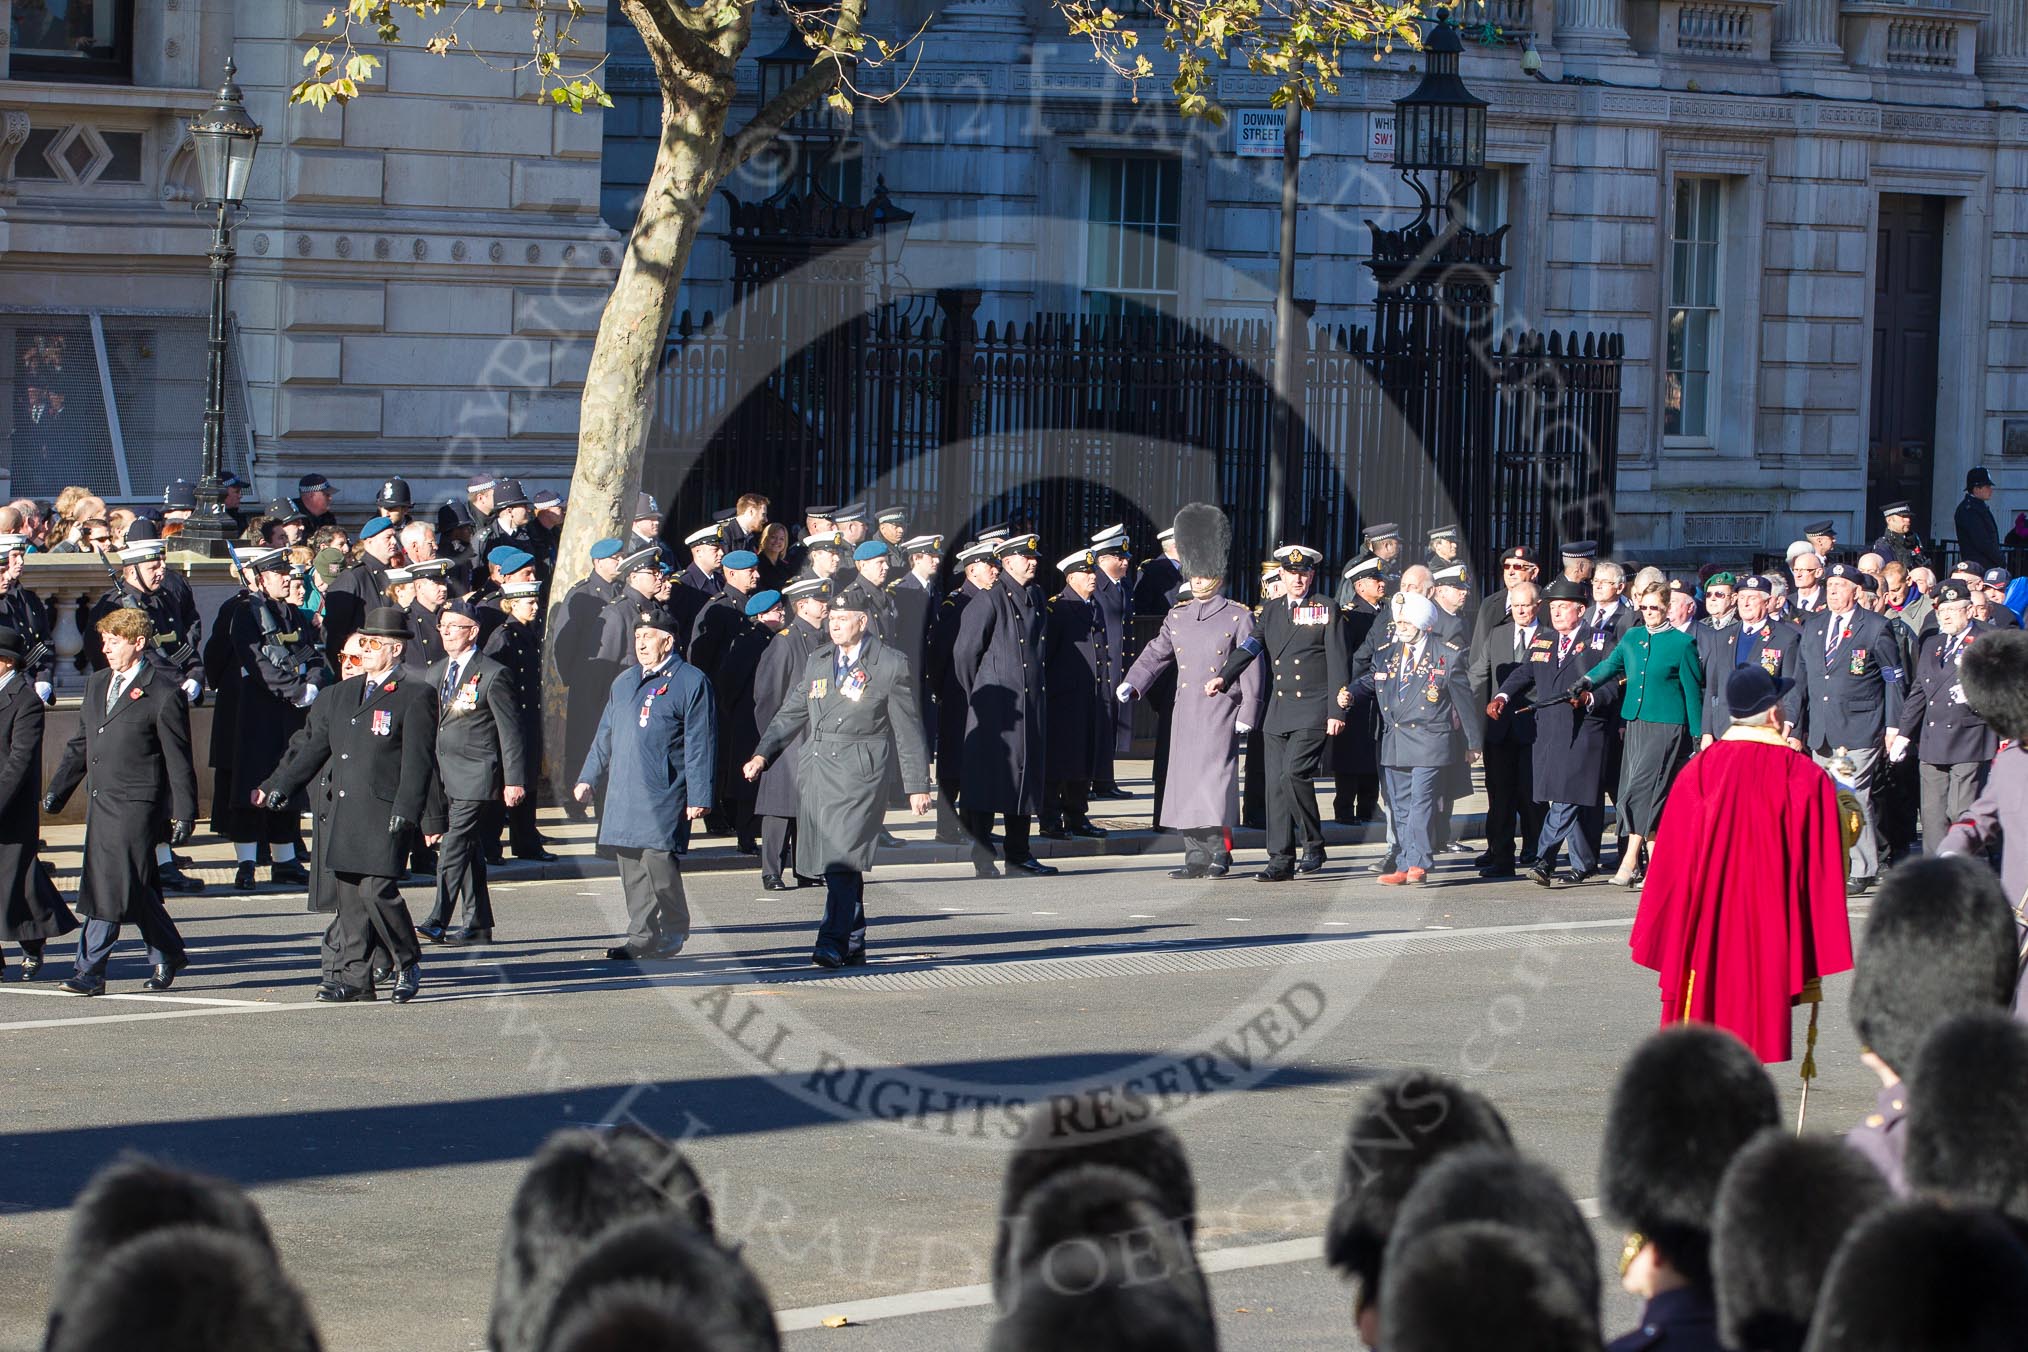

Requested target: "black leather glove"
[
  {"left": 262, "top": 788, "right": 292, "bottom": 812},
  {"left": 40, "top": 795, "right": 59, "bottom": 814},
  {"left": 169, "top": 819, "right": 192, "bottom": 846},
  {"left": 389, "top": 814, "right": 413, "bottom": 836}
]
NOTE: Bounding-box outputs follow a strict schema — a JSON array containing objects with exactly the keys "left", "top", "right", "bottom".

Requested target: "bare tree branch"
[{"left": 716, "top": 0, "right": 867, "bottom": 177}]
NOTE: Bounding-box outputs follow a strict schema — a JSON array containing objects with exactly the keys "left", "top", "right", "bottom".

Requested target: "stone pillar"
[
  {"left": 1555, "top": 0, "right": 1635, "bottom": 55},
  {"left": 1773, "top": 0, "right": 1844, "bottom": 65},
  {"left": 1981, "top": 0, "right": 2028, "bottom": 82}
]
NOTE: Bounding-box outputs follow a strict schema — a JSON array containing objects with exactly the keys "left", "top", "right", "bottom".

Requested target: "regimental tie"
[
  {"left": 442, "top": 658, "right": 462, "bottom": 702},
  {"left": 1825, "top": 615, "right": 1847, "bottom": 670},
  {"left": 106, "top": 670, "right": 128, "bottom": 714},
  {"left": 1558, "top": 633, "right": 1574, "bottom": 665}
]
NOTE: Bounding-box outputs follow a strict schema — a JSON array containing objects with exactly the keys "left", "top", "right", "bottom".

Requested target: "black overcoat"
[
  {"left": 753, "top": 619, "right": 828, "bottom": 818},
  {"left": 216, "top": 595, "right": 320, "bottom": 838},
  {"left": 0, "top": 675, "right": 74, "bottom": 941},
  {"left": 1495, "top": 631, "right": 1621, "bottom": 805},
  {"left": 44, "top": 665, "right": 198, "bottom": 923},
  {"left": 954, "top": 574, "right": 1047, "bottom": 816},
  {"left": 1043, "top": 589, "right": 1113, "bottom": 781}
]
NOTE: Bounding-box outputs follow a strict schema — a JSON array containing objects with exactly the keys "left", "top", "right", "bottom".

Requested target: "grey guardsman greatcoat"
[{"left": 1123, "top": 593, "right": 1264, "bottom": 832}]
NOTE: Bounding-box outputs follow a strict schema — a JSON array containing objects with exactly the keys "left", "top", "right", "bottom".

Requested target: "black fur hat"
[
  {"left": 1171, "top": 503, "right": 1230, "bottom": 582},
  {"left": 542, "top": 1278, "right": 778, "bottom": 1352},
  {"left": 991, "top": 1096, "right": 1194, "bottom": 1304},
  {"left": 1849, "top": 856, "right": 2016, "bottom": 1075},
  {"left": 47, "top": 1155, "right": 277, "bottom": 1345},
  {"left": 1599, "top": 1027, "right": 1779, "bottom": 1289},
  {"left": 986, "top": 1233, "right": 1218, "bottom": 1352},
  {"left": 1322, "top": 1070, "right": 1515, "bottom": 1291},
  {"left": 1712, "top": 1130, "right": 1893, "bottom": 1352},
  {"left": 490, "top": 1127, "right": 717, "bottom": 1352},
  {"left": 1959, "top": 626, "right": 2028, "bottom": 742},
  {"left": 1801, "top": 1200, "right": 2028, "bottom": 1352},
  {"left": 1383, "top": 1146, "right": 1600, "bottom": 1334},
  {"left": 1905, "top": 1009, "right": 2028, "bottom": 1222},
  {"left": 534, "top": 1217, "right": 777, "bottom": 1352},
  {"left": 46, "top": 1226, "right": 320, "bottom": 1352},
  {"left": 997, "top": 1164, "right": 1208, "bottom": 1321},
  {"left": 1379, "top": 1221, "right": 1599, "bottom": 1352}
]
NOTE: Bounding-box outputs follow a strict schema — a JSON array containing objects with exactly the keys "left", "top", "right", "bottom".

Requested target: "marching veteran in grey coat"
[
  {"left": 574, "top": 606, "right": 716, "bottom": 964},
  {"left": 1119, "top": 503, "right": 1265, "bottom": 879},
  {"left": 745, "top": 587, "right": 931, "bottom": 968}
]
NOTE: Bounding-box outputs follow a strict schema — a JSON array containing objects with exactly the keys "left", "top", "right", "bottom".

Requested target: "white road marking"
[
  {"left": 0, "top": 987, "right": 268, "bottom": 1008},
  {"left": 776, "top": 1202, "right": 1608, "bottom": 1331},
  {"left": 0, "top": 1002, "right": 321, "bottom": 1032}
]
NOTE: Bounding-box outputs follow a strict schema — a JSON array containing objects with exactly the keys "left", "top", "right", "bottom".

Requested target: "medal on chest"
[
  {"left": 1761, "top": 648, "right": 1781, "bottom": 676},
  {"left": 1848, "top": 649, "right": 1867, "bottom": 677},
  {"left": 1292, "top": 603, "right": 1328, "bottom": 626},
  {"left": 809, "top": 677, "right": 828, "bottom": 701},
  {"left": 638, "top": 682, "right": 669, "bottom": 727},
  {"left": 371, "top": 708, "right": 392, "bottom": 736},
  {"left": 452, "top": 675, "right": 481, "bottom": 713},
  {"left": 840, "top": 667, "right": 868, "bottom": 702}
]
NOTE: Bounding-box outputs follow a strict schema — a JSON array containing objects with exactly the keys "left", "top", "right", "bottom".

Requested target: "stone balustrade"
[
  {"left": 1842, "top": 2, "right": 1981, "bottom": 80},
  {"left": 1628, "top": 0, "right": 1778, "bottom": 61},
  {"left": 16, "top": 552, "right": 239, "bottom": 698}
]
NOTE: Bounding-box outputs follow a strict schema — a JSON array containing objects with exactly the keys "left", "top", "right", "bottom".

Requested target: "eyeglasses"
[
  {"left": 1502, "top": 562, "right": 1531, "bottom": 572},
  {"left": 1637, "top": 603, "right": 1665, "bottom": 613}
]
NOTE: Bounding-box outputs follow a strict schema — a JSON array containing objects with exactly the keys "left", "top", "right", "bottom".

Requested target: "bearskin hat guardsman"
[
  {"left": 531, "top": 1216, "right": 778, "bottom": 1352},
  {"left": 1711, "top": 1132, "right": 1893, "bottom": 1352},
  {"left": 1382, "top": 1221, "right": 1600, "bottom": 1352},
  {"left": 1801, "top": 1200, "right": 2028, "bottom": 1352},
  {"left": 1324, "top": 1070, "right": 1515, "bottom": 1318},
  {"left": 1171, "top": 501, "right": 1230, "bottom": 586},
  {"left": 1904, "top": 1009, "right": 2028, "bottom": 1224},
  {"left": 993, "top": 1162, "right": 1210, "bottom": 1334},
  {"left": 47, "top": 1226, "right": 323, "bottom": 1352}
]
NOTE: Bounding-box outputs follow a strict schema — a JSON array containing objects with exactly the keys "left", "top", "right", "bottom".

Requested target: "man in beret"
[
  {"left": 1634, "top": 666, "right": 1853, "bottom": 1061},
  {"left": 1473, "top": 545, "right": 1540, "bottom": 651},
  {"left": 321, "top": 515, "right": 402, "bottom": 661},
  {"left": 1798, "top": 562, "right": 1906, "bottom": 890},
  {"left": 837, "top": 540, "right": 900, "bottom": 646},
  {"left": 576, "top": 607, "right": 716, "bottom": 962},
  {"left": 484, "top": 580, "right": 556, "bottom": 863},
  {"left": 746, "top": 587, "right": 932, "bottom": 965}
]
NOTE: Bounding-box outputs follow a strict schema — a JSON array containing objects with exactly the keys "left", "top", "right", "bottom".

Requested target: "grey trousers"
[
  {"left": 614, "top": 846, "right": 690, "bottom": 948},
  {"left": 1814, "top": 743, "right": 1881, "bottom": 878},
  {"left": 1920, "top": 760, "right": 1989, "bottom": 855}
]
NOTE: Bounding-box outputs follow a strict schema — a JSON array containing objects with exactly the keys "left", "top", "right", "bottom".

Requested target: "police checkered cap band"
[
  {"left": 877, "top": 507, "right": 909, "bottom": 524},
  {"left": 1427, "top": 525, "right": 1458, "bottom": 540},
  {"left": 1362, "top": 522, "right": 1400, "bottom": 541}
]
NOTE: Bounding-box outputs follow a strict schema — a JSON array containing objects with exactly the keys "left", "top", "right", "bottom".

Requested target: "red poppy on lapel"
[{"left": 128, "top": 688, "right": 142, "bottom": 701}]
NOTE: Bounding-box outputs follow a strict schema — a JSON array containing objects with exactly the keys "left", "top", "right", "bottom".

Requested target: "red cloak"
[{"left": 1630, "top": 733, "right": 1853, "bottom": 1062}]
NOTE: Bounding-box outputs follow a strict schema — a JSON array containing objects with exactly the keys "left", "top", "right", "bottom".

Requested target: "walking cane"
[{"left": 1797, "top": 978, "right": 1822, "bottom": 1135}]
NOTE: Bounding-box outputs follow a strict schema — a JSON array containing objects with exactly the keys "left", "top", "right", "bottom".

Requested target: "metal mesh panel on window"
[
  {"left": 101, "top": 314, "right": 250, "bottom": 495},
  {"left": 1, "top": 316, "right": 116, "bottom": 498}
]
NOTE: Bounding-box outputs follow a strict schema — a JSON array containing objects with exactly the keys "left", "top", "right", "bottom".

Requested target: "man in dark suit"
[
  {"left": 1471, "top": 545, "right": 1540, "bottom": 653},
  {"left": 258, "top": 608, "right": 440, "bottom": 1003},
  {"left": 1470, "top": 581, "right": 1544, "bottom": 877},
  {"left": 45, "top": 608, "right": 197, "bottom": 996},
  {"left": 1694, "top": 575, "right": 1801, "bottom": 745},
  {"left": 1490, "top": 578, "right": 1620, "bottom": 884},
  {"left": 1798, "top": 563, "right": 1906, "bottom": 892},
  {"left": 1892, "top": 579, "right": 1997, "bottom": 852},
  {"left": 417, "top": 600, "right": 525, "bottom": 945}
]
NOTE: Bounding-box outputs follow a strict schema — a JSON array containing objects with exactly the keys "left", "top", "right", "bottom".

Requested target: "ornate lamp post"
[
  {"left": 866, "top": 176, "right": 914, "bottom": 300},
  {"left": 1391, "top": 5, "right": 1489, "bottom": 229},
  {"left": 180, "top": 58, "right": 261, "bottom": 557}
]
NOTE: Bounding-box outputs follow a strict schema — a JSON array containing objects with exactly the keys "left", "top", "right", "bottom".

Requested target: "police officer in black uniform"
[
  {"left": 375, "top": 476, "right": 415, "bottom": 529},
  {"left": 587, "top": 548, "right": 665, "bottom": 697},
  {"left": 0, "top": 532, "right": 54, "bottom": 703},
  {"left": 1871, "top": 499, "right": 1930, "bottom": 571},
  {"left": 293, "top": 473, "right": 340, "bottom": 532}
]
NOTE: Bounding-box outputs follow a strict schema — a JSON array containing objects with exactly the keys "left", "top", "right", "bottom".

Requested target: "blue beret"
[
  {"left": 488, "top": 546, "right": 535, "bottom": 573},
  {"left": 744, "top": 589, "right": 784, "bottom": 617},
  {"left": 589, "top": 537, "right": 624, "bottom": 560},
  {"left": 853, "top": 540, "right": 889, "bottom": 562},
  {"left": 723, "top": 549, "right": 760, "bottom": 569},
  {"left": 360, "top": 516, "right": 395, "bottom": 540}
]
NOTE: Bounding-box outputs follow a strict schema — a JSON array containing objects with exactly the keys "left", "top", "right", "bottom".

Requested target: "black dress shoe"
[
  {"left": 1296, "top": 852, "right": 1326, "bottom": 874},
  {"left": 641, "top": 935, "right": 685, "bottom": 959},
  {"left": 811, "top": 948, "right": 845, "bottom": 969},
  {"left": 370, "top": 962, "right": 393, "bottom": 985},
  {"left": 1529, "top": 863, "right": 1556, "bottom": 888},
  {"left": 935, "top": 827, "right": 966, "bottom": 845},
  {"left": 58, "top": 976, "right": 103, "bottom": 997},
  {"left": 1037, "top": 826, "right": 1071, "bottom": 841},
  {"left": 141, "top": 956, "right": 188, "bottom": 991},
  {"left": 485, "top": 847, "right": 508, "bottom": 867},
  {"left": 1471, "top": 852, "right": 1494, "bottom": 868},
  {"left": 1846, "top": 875, "right": 1876, "bottom": 897},
  {"left": 761, "top": 876, "right": 789, "bottom": 891},
  {"left": 1256, "top": 866, "right": 1295, "bottom": 882},
  {"left": 738, "top": 840, "right": 760, "bottom": 856},
  {"left": 1477, "top": 866, "right": 1516, "bottom": 879},
  {"left": 514, "top": 847, "right": 560, "bottom": 863},
  {"left": 314, "top": 982, "right": 372, "bottom": 1003},
  {"left": 973, "top": 862, "right": 1002, "bottom": 879},
  {"left": 1559, "top": 869, "right": 1591, "bottom": 886},
  {"left": 1517, "top": 853, "right": 1539, "bottom": 868},
  {"left": 1205, "top": 860, "right": 1232, "bottom": 878},
  {"left": 272, "top": 860, "right": 310, "bottom": 886},
  {"left": 1069, "top": 823, "right": 1109, "bottom": 839},
  {"left": 20, "top": 952, "right": 42, "bottom": 980},
  {"left": 604, "top": 945, "right": 642, "bottom": 961},
  {"left": 447, "top": 926, "right": 493, "bottom": 945},
  {"left": 233, "top": 862, "right": 256, "bottom": 890},
  {"left": 1011, "top": 858, "right": 1059, "bottom": 876},
  {"left": 1169, "top": 864, "right": 1207, "bottom": 879},
  {"left": 877, "top": 831, "right": 906, "bottom": 849},
  {"left": 391, "top": 967, "right": 421, "bottom": 1003},
  {"left": 416, "top": 922, "right": 450, "bottom": 945},
  {"left": 158, "top": 863, "right": 203, "bottom": 894}
]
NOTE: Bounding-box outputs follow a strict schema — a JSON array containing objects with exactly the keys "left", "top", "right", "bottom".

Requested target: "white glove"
[
  {"left": 295, "top": 683, "right": 319, "bottom": 708},
  {"left": 1886, "top": 733, "right": 1910, "bottom": 763},
  {"left": 180, "top": 678, "right": 201, "bottom": 705},
  {"left": 1115, "top": 680, "right": 1136, "bottom": 703},
  {"left": 33, "top": 680, "right": 51, "bottom": 705},
  {"left": 1235, "top": 722, "right": 1252, "bottom": 736}
]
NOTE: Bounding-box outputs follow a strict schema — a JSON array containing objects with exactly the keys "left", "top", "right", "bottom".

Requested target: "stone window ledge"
[{"left": 0, "top": 80, "right": 213, "bottom": 116}]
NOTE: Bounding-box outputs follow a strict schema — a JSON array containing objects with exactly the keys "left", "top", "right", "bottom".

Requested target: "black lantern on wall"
[
  {"left": 1392, "top": 6, "right": 1487, "bottom": 227},
  {"left": 753, "top": 28, "right": 847, "bottom": 199}
]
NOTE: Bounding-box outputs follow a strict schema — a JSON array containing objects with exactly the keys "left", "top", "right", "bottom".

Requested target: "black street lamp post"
[{"left": 180, "top": 58, "right": 261, "bottom": 557}]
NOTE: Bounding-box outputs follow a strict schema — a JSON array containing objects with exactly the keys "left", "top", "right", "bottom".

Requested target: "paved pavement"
[{"left": 0, "top": 780, "right": 1877, "bottom": 1352}]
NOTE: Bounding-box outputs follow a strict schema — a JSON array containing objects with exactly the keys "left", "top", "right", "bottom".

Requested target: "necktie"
[
  {"left": 1825, "top": 617, "right": 1846, "bottom": 669},
  {"left": 1737, "top": 628, "right": 1758, "bottom": 667},
  {"left": 443, "top": 660, "right": 461, "bottom": 701},
  {"left": 1514, "top": 628, "right": 1525, "bottom": 660},
  {"left": 1558, "top": 634, "right": 1573, "bottom": 664},
  {"left": 107, "top": 671, "right": 126, "bottom": 713},
  {"left": 836, "top": 653, "right": 849, "bottom": 687}
]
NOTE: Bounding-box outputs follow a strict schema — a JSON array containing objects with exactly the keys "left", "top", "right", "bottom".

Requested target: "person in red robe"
[{"left": 1630, "top": 665, "right": 1854, "bottom": 1062}]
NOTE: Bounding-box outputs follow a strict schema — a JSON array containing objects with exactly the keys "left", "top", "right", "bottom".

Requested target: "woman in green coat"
[{"left": 1574, "top": 581, "right": 1704, "bottom": 886}]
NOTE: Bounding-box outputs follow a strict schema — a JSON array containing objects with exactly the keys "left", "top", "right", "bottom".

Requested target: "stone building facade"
[
  {"left": 607, "top": 0, "right": 2028, "bottom": 561},
  {"left": 0, "top": 0, "right": 617, "bottom": 514}
]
